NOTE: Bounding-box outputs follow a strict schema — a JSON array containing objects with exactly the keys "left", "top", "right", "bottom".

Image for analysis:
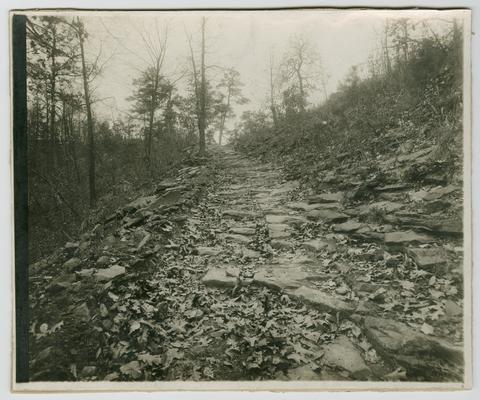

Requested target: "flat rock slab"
[
  {"left": 286, "top": 366, "right": 322, "bottom": 380},
  {"left": 258, "top": 200, "right": 281, "bottom": 210},
  {"left": 202, "top": 268, "right": 237, "bottom": 288},
  {"left": 196, "top": 246, "right": 222, "bottom": 256},
  {"left": 126, "top": 195, "right": 158, "bottom": 211},
  {"left": 63, "top": 257, "right": 82, "bottom": 271},
  {"left": 270, "top": 181, "right": 299, "bottom": 196},
  {"left": 375, "top": 184, "right": 408, "bottom": 192},
  {"left": 409, "top": 190, "right": 430, "bottom": 202},
  {"left": 226, "top": 266, "right": 241, "bottom": 278},
  {"left": 306, "top": 210, "right": 349, "bottom": 223},
  {"left": 221, "top": 233, "right": 251, "bottom": 244},
  {"left": 333, "top": 221, "right": 364, "bottom": 233},
  {"left": 222, "top": 209, "right": 259, "bottom": 220},
  {"left": 286, "top": 202, "right": 319, "bottom": 212},
  {"left": 275, "top": 254, "right": 315, "bottom": 265},
  {"left": 385, "top": 231, "right": 435, "bottom": 245},
  {"left": 71, "top": 302, "right": 91, "bottom": 322},
  {"left": 230, "top": 227, "right": 256, "bottom": 236},
  {"left": 288, "top": 202, "right": 341, "bottom": 211},
  {"left": 217, "top": 189, "right": 248, "bottom": 196},
  {"left": 322, "top": 171, "right": 340, "bottom": 183},
  {"left": 47, "top": 272, "right": 76, "bottom": 292},
  {"left": 311, "top": 202, "right": 342, "bottom": 210},
  {"left": 424, "top": 200, "right": 451, "bottom": 213},
  {"left": 266, "top": 214, "right": 306, "bottom": 225},
  {"left": 431, "top": 219, "right": 463, "bottom": 236},
  {"left": 64, "top": 242, "right": 79, "bottom": 254},
  {"left": 241, "top": 248, "right": 261, "bottom": 259},
  {"left": 322, "top": 335, "right": 371, "bottom": 379},
  {"left": 397, "top": 146, "right": 433, "bottom": 163},
  {"left": 353, "top": 228, "right": 385, "bottom": 242},
  {"left": 157, "top": 179, "right": 178, "bottom": 191},
  {"left": 262, "top": 208, "right": 289, "bottom": 215},
  {"left": 268, "top": 223, "right": 290, "bottom": 239},
  {"left": 163, "top": 185, "right": 186, "bottom": 194},
  {"left": 302, "top": 239, "right": 329, "bottom": 252},
  {"left": 423, "top": 185, "right": 460, "bottom": 202},
  {"left": 225, "top": 183, "right": 245, "bottom": 190},
  {"left": 254, "top": 191, "right": 272, "bottom": 198},
  {"left": 76, "top": 268, "right": 95, "bottom": 278},
  {"left": 253, "top": 269, "right": 309, "bottom": 291},
  {"left": 30, "top": 259, "right": 49, "bottom": 273},
  {"left": 266, "top": 215, "right": 288, "bottom": 224},
  {"left": 97, "top": 255, "right": 110, "bottom": 266},
  {"left": 95, "top": 265, "right": 126, "bottom": 282},
  {"left": 250, "top": 188, "right": 273, "bottom": 195},
  {"left": 407, "top": 247, "right": 447, "bottom": 269},
  {"left": 444, "top": 300, "right": 462, "bottom": 317},
  {"left": 361, "top": 201, "right": 404, "bottom": 214},
  {"left": 378, "top": 192, "right": 406, "bottom": 202},
  {"left": 271, "top": 239, "right": 294, "bottom": 250},
  {"left": 123, "top": 216, "right": 145, "bottom": 228},
  {"left": 308, "top": 192, "right": 344, "bottom": 204},
  {"left": 290, "top": 286, "right": 355, "bottom": 313},
  {"left": 363, "top": 316, "right": 463, "bottom": 364}
]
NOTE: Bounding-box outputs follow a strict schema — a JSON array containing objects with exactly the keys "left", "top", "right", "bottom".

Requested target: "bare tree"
[
  {"left": 136, "top": 22, "right": 169, "bottom": 164},
  {"left": 186, "top": 17, "right": 207, "bottom": 155},
  {"left": 383, "top": 19, "right": 392, "bottom": 74},
  {"left": 75, "top": 17, "right": 96, "bottom": 207},
  {"left": 281, "top": 35, "right": 324, "bottom": 111},
  {"left": 269, "top": 52, "right": 279, "bottom": 128},
  {"left": 26, "top": 16, "right": 79, "bottom": 167},
  {"left": 216, "top": 68, "right": 247, "bottom": 145},
  {"left": 199, "top": 17, "right": 207, "bottom": 154}
]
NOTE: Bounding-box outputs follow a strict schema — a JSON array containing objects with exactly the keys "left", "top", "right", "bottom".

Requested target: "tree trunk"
[
  {"left": 68, "top": 111, "right": 81, "bottom": 184},
  {"left": 146, "top": 107, "right": 154, "bottom": 164},
  {"left": 401, "top": 20, "right": 409, "bottom": 64},
  {"left": 77, "top": 17, "right": 96, "bottom": 208},
  {"left": 218, "top": 88, "right": 231, "bottom": 146},
  {"left": 198, "top": 17, "right": 206, "bottom": 155},
  {"left": 32, "top": 99, "right": 40, "bottom": 168},
  {"left": 269, "top": 55, "right": 278, "bottom": 129},
  {"left": 218, "top": 113, "right": 225, "bottom": 146},
  {"left": 61, "top": 99, "right": 68, "bottom": 162},
  {"left": 165, "top": 89, "right": 174, "bottom": 138},
  {"left": 49, "top": 33, "right": 57, "bottom": 167},
  {"left": 384, "top": 20, "right": 392, "bottom": 74},
  {"left": 146, "top": 61, "right": 160, "bottom": 166},
  {"left": 320, "top": 78, "right": 328, "bottom": 103},
  {"left": 296, "top": 69, "right": 305, "bottom": 112}
]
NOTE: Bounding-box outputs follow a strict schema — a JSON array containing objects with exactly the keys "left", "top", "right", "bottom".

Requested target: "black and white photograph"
[{"left": 10, "top": 7, "right": 471, "bottom": 391}]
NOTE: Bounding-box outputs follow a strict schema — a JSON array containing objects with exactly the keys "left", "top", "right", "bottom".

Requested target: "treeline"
[
  {"left": 233, "top": 18, "right": 463, "bottom": 180},
  {"left": 26, "top": 16, "right": 246, "bottom": 260}
]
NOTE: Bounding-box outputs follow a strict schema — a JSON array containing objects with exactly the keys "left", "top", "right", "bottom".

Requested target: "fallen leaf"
[
  {"left": 429, "top": 289, "right": 444, "bottom": 299},
  {"left": 420, "top": 322, "right": 434, "bottom": 335},
  {"left": 163, "top": 348, "right": 184, "bottom": 369},
  {"left": 383, "top": 367, "right": 407, "bottom": 381},
  {"left": 129, "top": 321, "right": 141, "bottom": 334},
  {"left": 120, "top": 360, "right": 142, "bottom": 379},
  {"left": 138, "top": 353, "right": 163, "bottom": 366},
  {"left": 40, "top": 323, "right": 48, "bottom": 334},
  {"left": 50, "top": 321, "right": 64, "bottom": 333},
  {"left": 400, "top": 280, "right": 415, "bottom": 291}
]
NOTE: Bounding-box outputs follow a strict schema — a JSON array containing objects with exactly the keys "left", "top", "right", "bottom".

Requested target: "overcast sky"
[{"left": 50, "top": 9, "right": 463, "bottom": 126}]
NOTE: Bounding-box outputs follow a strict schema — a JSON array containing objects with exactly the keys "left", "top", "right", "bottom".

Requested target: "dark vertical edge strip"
[{"left": 12, "top": 14, "right": 29, "bottom": 383}]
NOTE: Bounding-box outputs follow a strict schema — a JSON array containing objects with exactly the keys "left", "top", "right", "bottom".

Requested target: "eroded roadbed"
[{"left": 29, "top": 146, "right": 463, "bottom": 382}]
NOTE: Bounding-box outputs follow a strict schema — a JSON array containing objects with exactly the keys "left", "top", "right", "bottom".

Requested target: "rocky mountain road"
[{"left": 28, "top": 144, "right": 464, "bottom": 382}]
